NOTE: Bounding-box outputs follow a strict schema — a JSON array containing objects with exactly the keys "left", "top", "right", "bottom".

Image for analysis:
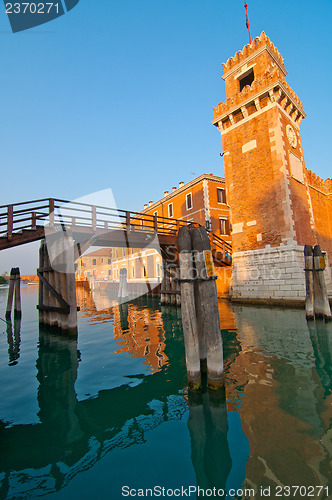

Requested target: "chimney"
[
  {"left": 179, "top": 181, "right": 184, "bottom": 188},
  {"left": 164, "top": 190, "right": 169, "bottom": 197},
  {"left": 149, "top": 201, "right": 153, "bottom": 206},
  {"left": 172, "top": 186, "right": 176, "bottom": 192},
  {"left": 144, "top": 204, "right": 148, "bottom": 209}
]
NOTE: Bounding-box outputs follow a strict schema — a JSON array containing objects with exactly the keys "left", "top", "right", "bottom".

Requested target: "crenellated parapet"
[
  {"left": 222, "top": 31, "right": 284, "bottom": 77},
  {"left": 214, "top": 64, "right": 280, "bottom": 117},
  {"left": 306, "top": 169, "right": 332, "bottom": 195},
  {"left": 213, "top": 64, "right": 305, "bottom": 132}
]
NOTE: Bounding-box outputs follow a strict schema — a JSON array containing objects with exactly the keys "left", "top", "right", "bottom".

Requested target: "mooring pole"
[
  {"left": 6, "top": 269, "right": 15, "bottom": 320},
  {"left": 14, "top": 268, "right": 21, "bottom": 319},
  {"left": 160, "top": 262, "right": 166, "bottom": 304},
  {"left": 38, "top": 242, "right": 45, "bottom": 326},
  {"left": 177, "top": 226, "right": 201, "bottom": 390},
  {"left": 313, "top": 245, "right": 332, "bottom": 320},
  {"left": 6, "top": 268, "right": 21, "bottom": 320},
  {"left": 190, "top": 226, "right": 224, "bottom": 390},
  {"left": 304, "top": 245, "right": 314, "bottom": 320},
  {"left": 118, "top": 268, "right": 129, "bottom": 299},
  {"left": 62, "top": 234, "right": 78, "bottom": 335}
]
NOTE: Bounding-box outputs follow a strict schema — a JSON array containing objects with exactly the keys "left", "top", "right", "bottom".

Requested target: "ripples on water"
[{"left": 0, "top": 286, "right": 331, "bottom": 499}]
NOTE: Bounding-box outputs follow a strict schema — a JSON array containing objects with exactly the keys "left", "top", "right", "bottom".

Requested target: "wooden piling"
[
  {"left": 304, "top": 245, "right": 314, "bottom": 320},
  {"left": 6, "top": 269, "right": 15, "bottom": 319},
  {"left": 190, "top": 226, "right": 224, "bottom": 390},
  {"left": 37, "top": 236, "right": 78, "bottom": 334},
  {"left": 176, "top": 267, "right": 181, "bottom": 306},
  {"left": 38, "top": 243, "right": 45, "bottom": 325},
  {"left": 165, "top": 264, "right": 171, "bottom": 305},
  {"left": 170, "top": 265, "right": 177, "bottom": 305},
  {"left": 160, "top": 263, "right": 166, "bottom": 304},
  {"left": 313, "top": 245, "right": 332, "bottom": 320},
  {"left": 177, "top": 226, "right": 201, "bottom": 390},
  {"left": 62, "top": 234, "right": 78, "bottom": 334},
  {"left": 14, "top": 269, "right": 21, "bottom": 319},
  {"left": 118, "top": 268, "right": 129, "bottom": 299},
  {"left": 6, "top": 268, "right": 21, "bottom": 319}
]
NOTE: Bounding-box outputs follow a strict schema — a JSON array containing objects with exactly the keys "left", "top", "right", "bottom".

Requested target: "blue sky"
[{"left": 0, "top": 0, "right": 331, "bottom": 273}]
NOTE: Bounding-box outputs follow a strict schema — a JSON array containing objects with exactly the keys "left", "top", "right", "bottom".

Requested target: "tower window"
[{"left": 239, "top": 68, "right": 254, "bottom": 92}]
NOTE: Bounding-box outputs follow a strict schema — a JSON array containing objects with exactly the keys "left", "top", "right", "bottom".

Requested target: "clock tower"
[{"left": 212, "top": 32, "right": 327, "bottom": 304}]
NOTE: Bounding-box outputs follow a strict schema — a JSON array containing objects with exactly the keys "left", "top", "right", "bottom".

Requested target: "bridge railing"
[
  {"left": 0, "top": 199, "right": 52, "bottom": 240},
  {"left": 0, "top": 198, "right": 191, "bottom": 240},
  {"left": 0, "top": 198, "right": 232, "bottom": 262},
  {"left": 210, "top": 232, "right": 232, "bottom": 262}
]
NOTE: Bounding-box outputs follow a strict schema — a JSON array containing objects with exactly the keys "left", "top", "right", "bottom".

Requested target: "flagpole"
[{"left": 244, "top": 2, "right": 252, "bottom": 44}]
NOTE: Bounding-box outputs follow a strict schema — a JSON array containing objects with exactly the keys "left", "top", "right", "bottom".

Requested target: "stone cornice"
[
  {"left": 141, "top": 174, "right": 225, "bottom": 213},
  {"left": 213, "top": 62, "right": 304, "bottom": 122},
  {"left": 212, "top": 80, "right": 306, "bottom": 133}
]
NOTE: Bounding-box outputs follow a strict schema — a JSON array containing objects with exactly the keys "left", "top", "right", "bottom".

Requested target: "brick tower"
[{"left": 212, "top": 32, "right": 330, "bottom": 304}]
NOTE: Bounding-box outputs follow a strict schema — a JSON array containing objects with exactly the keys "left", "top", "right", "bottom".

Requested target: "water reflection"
[
  {"left": 187, "top": 390, "right": 231, "bottom": 492},
  {"left": 1, "top": 286, "right": 332, "bottom": 499},
  {"left": 6, "top": 318, "right": 21, "bottom": 366},
  {"left": 0, "top": 298, "right": 189, "bottom": 498},
  {"left": 229, "top": 304, "right": 332, "bottom": 493},
  {"left": 308, "top": 319, "right": 332, "bottom": 397}
]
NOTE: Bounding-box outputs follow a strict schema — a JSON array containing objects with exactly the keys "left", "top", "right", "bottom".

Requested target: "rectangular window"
[
  {"left": 168, "top": 203, "right": 173, "bottom": 217},
  {"left": 92, "top": 259, "right": 97, "bottom": 266},
  {"left": 108, "top": 258, "right": 111, "bottom": 265},
  {"left": 220, "top": 218, "right": 230, "bottom": 235},
  {"left": 132, "top": 267, "right": 135, "bottom": 278},
  {"left": 101, "top": 258, "right": 104, "bottom": 264},
  {"left": 186, "top": 193, "right": 193, "bottom": 210},
  {"left": 239, "top": 68, "right": 254, "bottom": 92},
  {"left": 217, "top": 188, "right": 227, "bottom": 204}
]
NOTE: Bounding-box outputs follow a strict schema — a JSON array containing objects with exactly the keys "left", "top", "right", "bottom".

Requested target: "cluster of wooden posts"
[
  {"left": 160, "top": 264, "right": 181, "bottom": 306},
  {"left": 5, "top": 267, "right": 22, "bottom": 320},
  {"left": 304, "top": 244, "right": 331, "bottom": 321},
  {"left": 37, "top": 240, "right": 78, "bottom": 334},
  {"left": 177, "top": 225, "right": 224, "bottom": 391}
]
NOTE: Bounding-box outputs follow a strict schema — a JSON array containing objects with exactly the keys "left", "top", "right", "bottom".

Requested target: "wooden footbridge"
[
  {"left": 1, "top": 198, "right": 231, "bottom": 390},
  {"left": 0, "top": 198, "right": 232, "bottom": 264}
]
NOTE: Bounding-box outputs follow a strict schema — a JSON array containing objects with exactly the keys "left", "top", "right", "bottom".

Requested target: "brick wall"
[{"left": 213, "top": 31, "right": 331, "bottom": 302}]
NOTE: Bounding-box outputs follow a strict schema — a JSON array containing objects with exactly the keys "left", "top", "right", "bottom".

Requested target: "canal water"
[{"left": 0, "top": 286, "right": 331, "bottom": 499}]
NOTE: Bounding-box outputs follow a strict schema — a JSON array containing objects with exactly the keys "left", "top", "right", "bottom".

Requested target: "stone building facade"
[
  {"left": 213, "top": 32, "right": 332, "bottom": 304},
  {"left": 140, "top": 173, "right": 231, "bottom": 244}
]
